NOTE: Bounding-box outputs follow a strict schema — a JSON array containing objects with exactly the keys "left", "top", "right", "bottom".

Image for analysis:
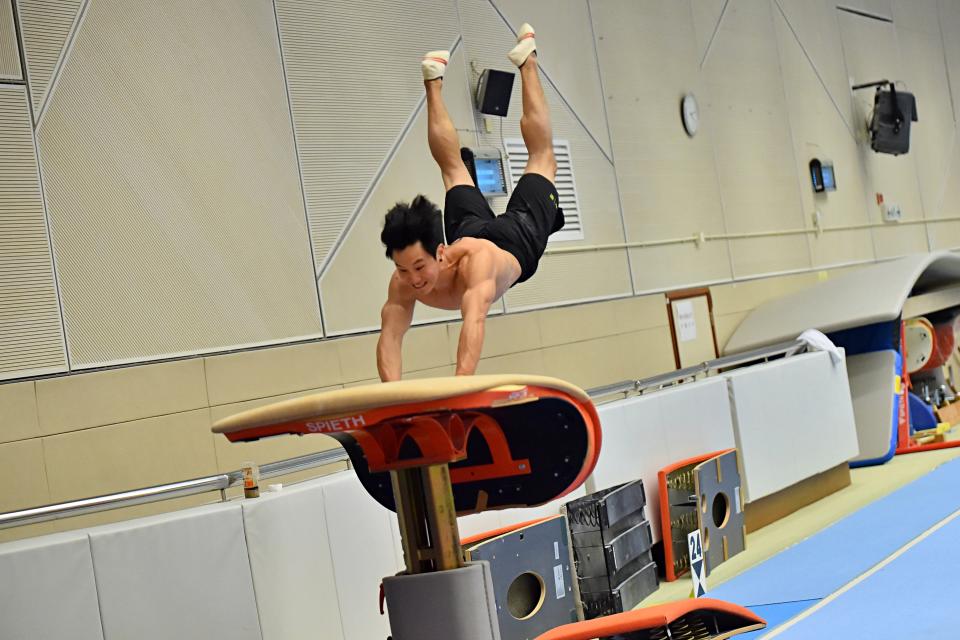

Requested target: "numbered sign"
[{"left": 688, "top": 529, "right": 707, "bottom": 597}]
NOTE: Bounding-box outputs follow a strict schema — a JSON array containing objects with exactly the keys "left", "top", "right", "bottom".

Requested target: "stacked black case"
[{"left": 565, "top": 479, "right": 659, "bottom": 619}]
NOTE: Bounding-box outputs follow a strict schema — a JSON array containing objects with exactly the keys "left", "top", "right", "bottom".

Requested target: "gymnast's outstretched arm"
[
  {"left": 377, "top": 276, "right": 415, "bottom": 382},
  {"left": 455, "top": 252, "right": 497, "bottom": 376}
]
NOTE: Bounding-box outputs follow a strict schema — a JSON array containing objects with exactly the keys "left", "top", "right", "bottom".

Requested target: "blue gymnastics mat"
[
  {"left": 775, "top": 513, "right": 960, "bottom": 639},
  {"left": 733, "top": 601, "right": 818, "bottom": 640},
  {"left": 706, "top": 457, "right": 960, "bottom": 633}
]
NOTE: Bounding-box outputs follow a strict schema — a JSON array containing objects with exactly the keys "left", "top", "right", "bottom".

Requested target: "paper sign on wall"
[{"left": 676, "top": 300, "right": 697, "bottom": 342}]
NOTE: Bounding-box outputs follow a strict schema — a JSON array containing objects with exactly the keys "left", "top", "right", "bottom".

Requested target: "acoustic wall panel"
[
  {"left": 493, "top": 0, "right": 612, "bottom": 156},
  {"left": 591, "top": 0, "right": 734, "bottom": 292},
  {"left": 0, "top": 532, "right": 103, "bottom": 640},
  {"left": 0, "top": 86, "right": 66, "bottom": 381},
  {"left": 275, "top": 0, "right": 459, "bottom": 272},
  {"left": 776, "top": 0, "right": 857, "bottom": 132},
  {"left": 457, "top": 0, "right": 631, "bottom": 310},
  {"left": 703, "top": 0, "right": 811, "bottom": 277},
  {"left": 319, "top": 97, "right": 460, "bottom": 334},
  {"left": 0, "top": 0, "right": 20, "bottom": 80},
  {"left": 37, "top": 0, "right": 321, "bottom": 367},
  {"left": 931, "top": 140, "right": 960, "bottom": 248},
  {"left": 941, "top": 0, "right": 960, "bottom": 126},
  {"left": 89, "top": 504, "right": 262, "bottom": 640},
  {"left": 690, "top": 0, "right": 728, "bottom": 66},
  {"left": 837, "top": 9, "right": 928, "bottom": 259},
  {"left": 772, "top": 4, "right": 875, "bottom": 268},
  {"left": 897, "top": 18, "right": 957, "bottom": 222},
  {"left": 17, "top": 0, "right": 84, "bottom": 114}
]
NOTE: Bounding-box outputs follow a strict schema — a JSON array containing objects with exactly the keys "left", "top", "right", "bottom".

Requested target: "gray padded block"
[
  {"left": 89, "top": 503, "right": 261, "bottom": 640},
  {"left": 383, "top": 562, "right": 501, "bottom": 640},
  {"left": 846, "top": 350, "right": 898, "bottom": 462},
  {"left": 0, "top": 531, "right": 103, "bottom": 640}
]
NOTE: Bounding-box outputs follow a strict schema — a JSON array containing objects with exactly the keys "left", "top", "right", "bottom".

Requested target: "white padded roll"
[
  {"left": 89, "top": 503, "right": 261, "bottom": 640},
  {"left": 588, "top": 378, "right": 736, "bottom": 542},
  {"left": 846, "top": 350, "right": 899, "bottom": 463},
  {"left": 724, "top": 252, "right": 960, "bottom": 354},
  {"left": 724, "top": 351, "right": 859, "bottom": 502},
  {"left": 321, "top": 473, "right": 400, "bottom": 640},
  {"left": 242, "top": 479, "right": 344, "bottom": 640},
  {"left": 0, "top": 532, "right": 103, "bottom": 640}
]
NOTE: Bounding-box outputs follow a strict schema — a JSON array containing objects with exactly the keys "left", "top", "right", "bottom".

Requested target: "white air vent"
[{"left": 504, "top": 138, "right": 584, "bottom": 242}]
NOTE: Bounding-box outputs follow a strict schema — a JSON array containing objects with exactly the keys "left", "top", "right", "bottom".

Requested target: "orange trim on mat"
[
  {"left": 658, "top": 449, "right": 734, "bottom": 582},
  {"left": 534, "top": 598, "right": 765, "bottom": 640}
]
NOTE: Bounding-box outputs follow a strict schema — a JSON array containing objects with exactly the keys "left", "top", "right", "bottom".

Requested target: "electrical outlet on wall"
[{"left": 883, "top": 203, "right": 902, "bottom": 223}]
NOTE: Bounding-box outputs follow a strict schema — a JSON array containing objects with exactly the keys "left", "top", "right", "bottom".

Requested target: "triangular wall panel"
[
  {"left": 691, "top": 0, "right": 728, "bottom": 67},
  {"left": 319, "top": 46, "right": 475, "bottom": 334},
  {"left": 0, "top": 86, "right": 66, "bottom": 380},
  {"left": 457, "top": 0, "right": 631, "bottom": 310},
  {"left": 0, "top": 0, "right": 21, "bottom": 80},
  {"left": 275, "top": 0, "right": 460, "bottom": 274},
  {"left": 773, "top": 7, "right": 875, "bottom": 268},
  {"left": 776, "top": 0, "right": 857, "bottom": 133},
  {"left": 493, "top": 0, "right": 612, "bottom": 157},
  {"left": 37, "top": 0, "right": 322, "bottom": 367},
  {"left": 17, "top": 0, "right": 85, "bottom": 117}
]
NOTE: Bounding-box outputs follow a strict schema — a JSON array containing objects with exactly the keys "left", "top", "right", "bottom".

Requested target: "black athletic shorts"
[{"left": 443, "top": 173, "right": 565, "bottom": 285}]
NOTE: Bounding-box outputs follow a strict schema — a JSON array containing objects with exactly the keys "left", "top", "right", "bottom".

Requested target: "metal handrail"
[
  {"left": 587, "top": 339, "right": 806, "bottom": 399},
  {"left": 0, "top": 340, "right": 806, "bottom": 531},
  {"left": 0, "top": 448, "right": 348, "bottom": 530}
]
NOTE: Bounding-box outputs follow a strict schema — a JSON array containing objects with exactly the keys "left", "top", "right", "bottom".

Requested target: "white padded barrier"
[
  {"left": 321, "top": 472, "right": 401, "bottom": 640},
  {"left": 241, "top": 479, "right": 345, "bottom": 640},
  {"left": 587, "top": 378, "right": 737, "bottom": 542},
  {"left": 0, "top": 532, "right": 103, "bottom": 640},
  {"left": 724, "top": 350, "right": 859, "bottom": 502},
  {"left": 846, "top": 350, "right": 899, "bottom": 463},
  {"left": 88, "top": 503, "right": 261, "bottom": 640}
]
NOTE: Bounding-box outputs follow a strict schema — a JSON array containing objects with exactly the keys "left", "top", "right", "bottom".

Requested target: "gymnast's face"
[{"left": 392, "top": 242, "right": 441, "bottom": 294}]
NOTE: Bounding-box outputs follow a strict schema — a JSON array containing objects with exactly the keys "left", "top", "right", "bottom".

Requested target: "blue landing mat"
[
  {"left": 709, "top": 457, "right": 960, "bottom": 608},
  {"left": 734, "top": 600, "right": 819, "bottom": 640},
  {"left": 775, "top": 514, "right": 960, "bottom": 639}
]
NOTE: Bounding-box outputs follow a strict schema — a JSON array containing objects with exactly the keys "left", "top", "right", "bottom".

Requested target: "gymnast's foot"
[
  {"left": 422, "top": 50, "right": 449, "bottom": 82},
  {"left": 508, "top": 23, "right": 536, "bottom": 67}
]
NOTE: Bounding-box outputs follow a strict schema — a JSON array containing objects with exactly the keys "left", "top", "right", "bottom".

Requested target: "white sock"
[
  {"left": 508, "top": 23, "right": 536, "bottom": 67},
  {"left": 422, "top": 50, "right": 449, "bottom": 81}
]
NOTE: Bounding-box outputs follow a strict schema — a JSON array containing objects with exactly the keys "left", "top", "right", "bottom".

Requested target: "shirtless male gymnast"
[{"left": 377, "top": 24, "right": 565, "bottom": 381}]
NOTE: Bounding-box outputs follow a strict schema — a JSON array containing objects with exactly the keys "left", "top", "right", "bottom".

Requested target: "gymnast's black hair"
[{"left": 381, "top": 195, "right": 444, "bottom": 259}]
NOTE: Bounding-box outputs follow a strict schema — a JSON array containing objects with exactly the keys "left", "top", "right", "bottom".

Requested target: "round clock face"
[{"left": 681, "top": 93, "right": 699, "bottom": 137}]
